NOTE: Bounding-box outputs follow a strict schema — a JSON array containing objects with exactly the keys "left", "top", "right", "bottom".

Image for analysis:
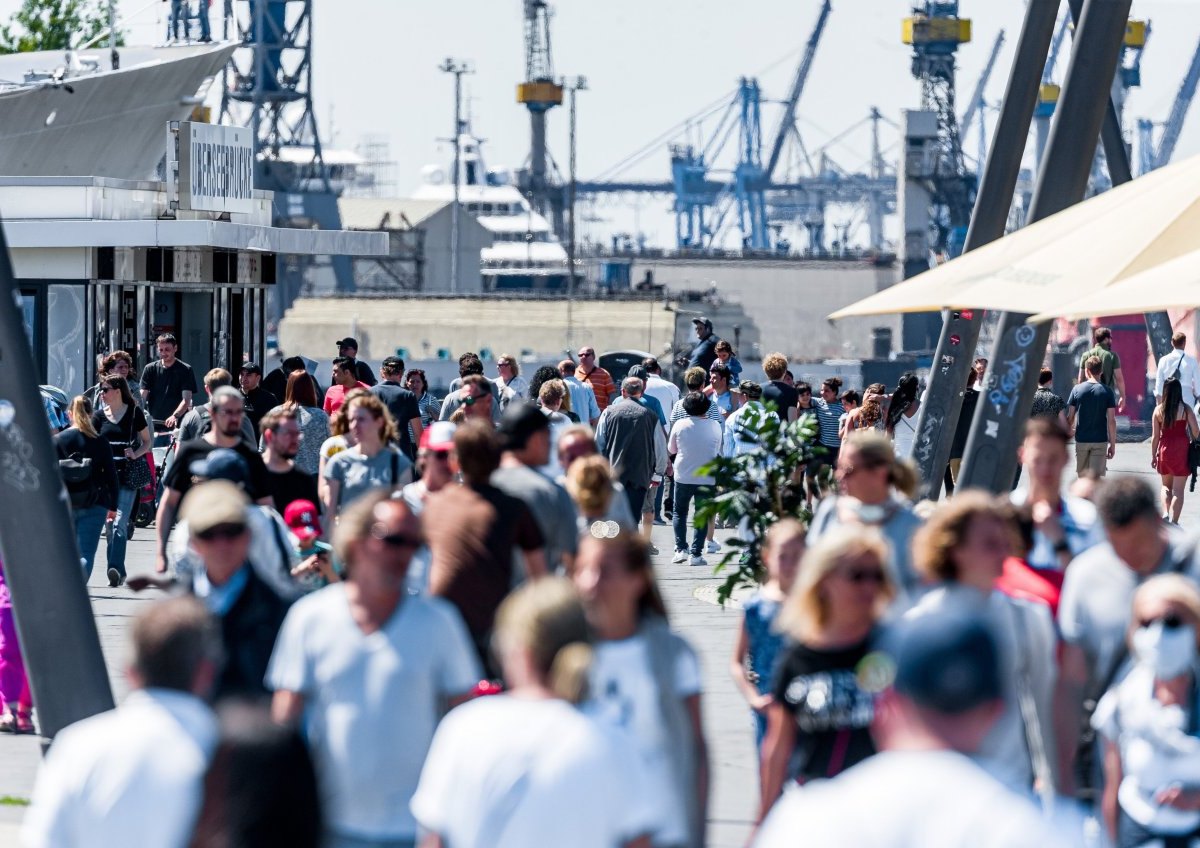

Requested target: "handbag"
[
  {"left": 59, "top": 452, "right": 96, "bottom": 509},
  {"left": 117, "top": 410, "right": 152, "bottom": 490}
]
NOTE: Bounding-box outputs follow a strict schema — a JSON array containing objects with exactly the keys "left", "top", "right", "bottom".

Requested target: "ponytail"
[
  {"left": 70, "top": 396, "right": 98, "bottom": 439},
  {"left": 547, "top": 642, "right": 594, "bottom": 704}
]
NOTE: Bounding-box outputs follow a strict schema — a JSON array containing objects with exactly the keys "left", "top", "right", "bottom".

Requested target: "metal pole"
[
  {"left": 957, "top": 0, "right": 1134, "bottom": 493},
  {"left": 910, "top": 0, "right": 1060, "bottom": 499},
  {"left": 107, "top": 0, "right": 119, "bottom": 70},
  {"left": 565, "top": 76, "right": 586, "bottom": 350},
  {"left": 451, "top": 69, "right": 461, "bottom": 294},
  {"left": 0, "top": 223, "right": 115, "bottom": 740}
]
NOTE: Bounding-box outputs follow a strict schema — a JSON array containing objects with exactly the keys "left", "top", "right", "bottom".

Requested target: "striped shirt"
[
  {"left": 813, "top": 398, "right": 845, "bottom": 449},
  {"left": 669, "top": 398, "right": 724, "bottom": 431},
  {"left": 575, "top": 366, "right": 617, "bottom": 411}
]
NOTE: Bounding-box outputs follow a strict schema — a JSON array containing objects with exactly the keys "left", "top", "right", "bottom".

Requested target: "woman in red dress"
[{"left": 1151, "top": 378, "right": 1199, "bottom": 523}]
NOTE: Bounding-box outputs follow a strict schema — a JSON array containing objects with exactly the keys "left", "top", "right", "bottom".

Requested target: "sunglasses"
[
  {"left": 1139, "top": 613, "right": 1186, "bottom": 630},
  {"left": 837, "top": 567, "right": 886, "bottom": 586},
  {"left": 371, "top": 529, "right": 422, "bottom": 549},
  {"left": 195, "top": 522, "right": 246, "bottom": 541},
  {"left": 102, "top": 385, "right": 120, "bottom": 393},
  {"left": 578, "top": 351, "right": 594, "bottom": 358}
]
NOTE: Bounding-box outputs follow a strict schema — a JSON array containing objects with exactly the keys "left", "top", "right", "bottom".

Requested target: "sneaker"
[
  {"left": 647, "top": 544, "right": 660, "bottom": 556},
  {"left": 653, "top": 517, "right": 668, "bottom": 526},
  {"left": 706, "top": 540, "right": 721, "bottom": 554},
  {"left": 671, "top": 550, "right": 689, "bottom": 563},
  {"left": 107, "top": 568, "right": 121, "bottom": 588},
  {"left": 689, "top": 555, "right": 708, "bottom": 567}
]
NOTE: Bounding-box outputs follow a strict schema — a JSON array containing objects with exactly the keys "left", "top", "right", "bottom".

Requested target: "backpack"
[
  {"left": 59, "top": 451, "right": 97, "bottom": 509},
  {"left": 194, "top": 404, "right": 214, "bottom": 437}
]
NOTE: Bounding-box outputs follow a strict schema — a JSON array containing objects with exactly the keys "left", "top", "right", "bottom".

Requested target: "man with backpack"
[
  {"left": 176, "top": 368, "right": 256, "bottom": 448},
  {"left": 1154, "top": 332, "right": 1200, "bottom": 409}
]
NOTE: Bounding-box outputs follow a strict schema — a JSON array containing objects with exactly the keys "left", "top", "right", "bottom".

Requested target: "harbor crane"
[
  {"left": 959, "top": 29, "right": 1005, "bottom": 170},
  {"left": 517, "top": 0, "right": 564, "bottom": 225},
  {"left": 1137, "top": 34, "right": 1200, "bottom": 173}
]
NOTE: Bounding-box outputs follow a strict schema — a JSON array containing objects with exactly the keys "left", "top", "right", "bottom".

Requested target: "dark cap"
[
  {"left": 497, "top": 401, "right": 550, "bottom": 451},
  {"left": 880, "top": 613, "right": 1002, "bottom": 715},
  {"left": 336, "top": 337, "right": 359, "bottom": 350},
  {"left": 692, "top": 316, "right": 713, "bottom": 331},
  {"left": 188, "top": 448, "right": 249, "bottom": 486},
  {"left": 239, "top": 361, "right": 262, "bottom": 375},
  {"left": 381, "top": 355, "right": 405, "bottom": 373},
  {"left": 733, "top": 379, "right": 762, "bottom": 399}
]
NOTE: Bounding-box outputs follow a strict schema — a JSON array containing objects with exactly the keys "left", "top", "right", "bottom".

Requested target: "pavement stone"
[{"left": 0, "top": 439, "right": 1194, "bottom": 846}]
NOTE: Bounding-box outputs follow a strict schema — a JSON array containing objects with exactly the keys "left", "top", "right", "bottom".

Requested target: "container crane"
[
  {"left": 517, "top": 0, "right": 564, "bottom": 222},
  {"left": 764, "top": 0, "right": 832, "bottom": 182},
  {"left": 959, "top": 29, "right": 1005, "bottom": 169},
  {"left": 1138, "top": 34, "right": 1200, "bottom": 173}
]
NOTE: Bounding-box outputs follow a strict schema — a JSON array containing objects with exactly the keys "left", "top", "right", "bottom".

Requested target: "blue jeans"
[
  {"left": 672, "top": 483, "right": 710, "bottom": 556},
  {"left": 196, "top": 0, "right": 211, "bottom": 40},
  {"left": 105, "top": 486, "right": 139, "bottom": 577},
  {"left": 73, "top": 505, "right": 109, "bottom": 582}
]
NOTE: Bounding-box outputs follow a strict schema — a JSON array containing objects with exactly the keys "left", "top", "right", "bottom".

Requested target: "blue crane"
[
  {"left": 1138, "top": 34, "right": 1200, "bottom": 173},
  {"left": 959, "top": 29, "right": 1005, "bottom": 170}
]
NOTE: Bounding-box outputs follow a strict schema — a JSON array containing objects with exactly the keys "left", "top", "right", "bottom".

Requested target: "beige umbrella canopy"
[
  {"left": 1028, "top": 248, "right": 1200, "bottom": 322},
  {"left": 828, "top": 151, "right": 1200, "bottom": 320}
]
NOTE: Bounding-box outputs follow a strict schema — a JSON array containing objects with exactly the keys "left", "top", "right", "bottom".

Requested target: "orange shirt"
[{"left": 576, "top": 365, "right": 616, "bottom": 411}]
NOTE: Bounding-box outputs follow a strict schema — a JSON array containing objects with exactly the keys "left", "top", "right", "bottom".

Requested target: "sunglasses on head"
[
  {"left": 839, "top": 567, "right": 885, "bottom": 585},
  {"left": 1139, "top": 613, "right": 1186, "bottom": 630},
  {"left": 195, "top": 522, "right": 246, "bottom": 542}
]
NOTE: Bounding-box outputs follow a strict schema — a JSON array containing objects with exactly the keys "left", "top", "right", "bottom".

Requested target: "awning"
[{"left": 828, "top": 151, "right": 1200, "bottom": 320}]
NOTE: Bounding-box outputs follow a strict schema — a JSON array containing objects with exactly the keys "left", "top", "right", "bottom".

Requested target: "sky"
[{"left": 2, "top": 0, "right": 1200, "bottom": 248}]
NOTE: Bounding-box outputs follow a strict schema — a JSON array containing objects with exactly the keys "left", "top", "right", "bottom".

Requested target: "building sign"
[{"left": 177, "top": 122, "right": 254, "bottom": 214}]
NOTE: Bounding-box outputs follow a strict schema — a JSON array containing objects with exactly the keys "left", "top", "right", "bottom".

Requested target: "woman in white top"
[
  {"left": 1095, "top": 574, "right": 1200, "bottom": 847},
  {"left": 886, "top": 373, "right": 920, "bottom": 459},
  {"left": 573, "top": 533, "right": 709, "bottom": 848},
  {"left": 907, "top": 493, "right": 1058, "bottom": 798},
  {"left": 412, "top": 578, "right": 655, "bottom": 848}
]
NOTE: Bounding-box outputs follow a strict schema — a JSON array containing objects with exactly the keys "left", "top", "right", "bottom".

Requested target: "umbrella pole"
[
  {"left": 0, "top": 215, "right": 115, "bottom": 739},
  {"left": 1066, "top": 0, "right": 1174, "bottom": 361},
  {"left": 958, "top": 0, "right": 1135, "bottom": 494},
  {"left": 911, "top": 0, "right": 1060, "bottom": 499}
]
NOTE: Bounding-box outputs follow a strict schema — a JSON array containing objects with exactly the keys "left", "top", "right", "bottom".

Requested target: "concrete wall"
[{"left": 627, "top": 257, "right": 902, "bottom": 360}]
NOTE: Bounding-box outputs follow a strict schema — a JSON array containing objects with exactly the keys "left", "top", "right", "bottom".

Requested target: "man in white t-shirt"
[
  {"left": 23, "top": 598, "right": 220, "bottom": 848},
  {"left": 1154, "top": 331, "right": 1200, "bottom": 408},
  {"left": 267, "top": 493, "right": 480, "bottom": 848},
  {"left": 755, "top": 614, "right": 1078, "bottom": 847}
]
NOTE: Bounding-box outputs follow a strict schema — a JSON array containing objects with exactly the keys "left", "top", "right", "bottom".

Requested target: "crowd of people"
[{"left": 7, "top": 320, "right": 1200, "bottom": 847}]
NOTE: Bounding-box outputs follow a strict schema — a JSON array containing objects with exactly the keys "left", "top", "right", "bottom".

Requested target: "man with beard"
[{"left": 260, "top": 406, "right": 319, "bottom": 516}]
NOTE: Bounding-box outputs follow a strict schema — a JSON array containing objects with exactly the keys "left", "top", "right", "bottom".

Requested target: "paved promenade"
[{"left": 0, "top": 440, "right": 1192, "bottom": 845}]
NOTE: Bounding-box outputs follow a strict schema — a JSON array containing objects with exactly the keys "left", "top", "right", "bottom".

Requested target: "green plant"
[
  {"left": 694, "top": 403, "right": 822, "bottom": 604},
  {"left": 0, "top": 795, "right": 30, "bottom": 806},
  {"left": 0, "top": 0, "right": 121, "bottom": 55}
]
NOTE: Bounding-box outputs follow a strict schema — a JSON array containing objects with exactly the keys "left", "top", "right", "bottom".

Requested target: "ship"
[
  {"left": 0, "top": 43, "right": 235, "bottom": 179},
  {"left": 411, "top": 131, "right": 570, "bottom": 290}
]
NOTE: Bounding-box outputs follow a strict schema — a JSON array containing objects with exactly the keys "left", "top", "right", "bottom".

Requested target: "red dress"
[{"left": 1156, "top": 417, "right": 1191, "bottom": 477}]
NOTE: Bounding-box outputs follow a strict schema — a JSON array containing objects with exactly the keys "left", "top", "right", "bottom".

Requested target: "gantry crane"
[
  {"left": 959, "top": 29, "right": 1005, "bottom": 170},
  {"left": 517, "top": 0, "right": 564, "bottom": 225},
  {"left": 1137, "top": 34, "right": 1200, "bottom": 173}
]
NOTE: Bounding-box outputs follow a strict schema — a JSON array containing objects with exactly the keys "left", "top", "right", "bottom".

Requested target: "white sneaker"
[
  {"left": 672, "top": 550, "right": 689, "bottom": 563},
  {"left": 706, "top": 540, "right": 721, "bottom": 554},
  {"left": 689, "top": 555, "right": 708, "bottom": 567}
]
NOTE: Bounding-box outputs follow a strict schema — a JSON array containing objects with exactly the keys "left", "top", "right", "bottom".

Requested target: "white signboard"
[{"left": 178, "top": 122, "right": 254, "bottom": 214}]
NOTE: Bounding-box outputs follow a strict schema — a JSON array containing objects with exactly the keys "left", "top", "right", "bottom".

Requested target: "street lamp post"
[
  {"left": 439, "top": 58, "right": 472, "bottom": 294},
  {"left": 563, "top": 75, "right": 587, "bottom": 349}
]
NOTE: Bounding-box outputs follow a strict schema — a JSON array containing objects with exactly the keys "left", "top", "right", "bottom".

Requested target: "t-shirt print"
[{"left": 782, "top": 668, "right": 874, "bottom": 734}]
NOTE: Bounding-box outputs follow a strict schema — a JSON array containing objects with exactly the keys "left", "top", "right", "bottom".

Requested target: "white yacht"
[
  {"left": 0, "top": 43, "right": 235, "bottom": 179},
  {"left": 412, "top": 132, "right": 569, "bottom": 290}
]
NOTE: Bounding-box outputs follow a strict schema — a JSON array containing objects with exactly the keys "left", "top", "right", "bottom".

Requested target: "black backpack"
[{"left": 59, "top": 452, "right": 97, "bottom": 509}]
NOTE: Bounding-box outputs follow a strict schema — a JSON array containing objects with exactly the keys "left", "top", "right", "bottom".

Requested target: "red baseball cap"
[
  {"left": 420, "top": 420, "right": 457, "bottom": 452},
  {"left": 283, "top": 499, "right": 322, "bottom": 543}
]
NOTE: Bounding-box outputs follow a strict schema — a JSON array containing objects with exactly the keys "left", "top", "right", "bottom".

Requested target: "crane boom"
[
  {"left": 1042, "top": 13, "right": 1070, "bottom": 84},
  {"left": 960, "top": 29, "right": 1005, "bottom": 136},
  {"left": 1154, "top": 34, "right": 1200, "bottom": 169},
  {"left": 764, "top": 0, "right": 832, "bottom": 182}
]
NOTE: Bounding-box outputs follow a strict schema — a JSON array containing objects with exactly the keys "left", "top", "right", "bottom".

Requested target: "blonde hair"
[
  {"left": 763, "top": 353, "right": 788, "bottom": 380},
  {"left": 498, "top": 354, "right": 520, "bottom": 377},
  {"left": 841, "top": 430, "right": 919, "bottom": 499},
  {"left": 912, "top": 491, "right": 1016, "bottom": 583},
  {"left": 566, "top": 455, "right": 615, "bottom": 516},
  {"left": 1130, "top": 574, "right": 1200, "bottom": 650},
  {"left": 345, "top": 393, "right": 398, "bottom": 444},
  {"left": 495, "top": 577, "right": 593, "bottom": 703},
  {"left": 776, "top": 528, "right": 894, "bottom": 642},
  {"left": 69, "top": 395, "right": 98, "bottom": 438},
  {"left": 539, "top": 379, "right": 566, "bottom": 408}
]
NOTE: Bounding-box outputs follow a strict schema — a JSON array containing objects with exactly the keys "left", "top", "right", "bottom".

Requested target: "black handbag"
[
  {"left": 59, "top": 453, "right": 96, "bottom": 509},
  {"left": 117, "top": 411, "right": 152, "bottom": 490}
]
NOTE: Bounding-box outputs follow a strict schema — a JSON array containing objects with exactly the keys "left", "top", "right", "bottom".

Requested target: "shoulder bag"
[{"left": 118, "top": 409, "right": 152, "bottom": 491}]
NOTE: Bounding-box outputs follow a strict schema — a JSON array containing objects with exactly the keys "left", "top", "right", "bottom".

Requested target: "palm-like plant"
[{"left": 694, "top": 403, "right": 822, "bottom": 604}]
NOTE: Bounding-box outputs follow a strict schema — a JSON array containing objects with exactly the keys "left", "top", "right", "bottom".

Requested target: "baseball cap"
[
  {"left": 381, "top": 355, "right": 404, "bottom": 372},
  {"left": 239, "top": 361, "right": 262, "bottom": 375},
  {"left": 879, "top": 613, "right": 1002, "bottom": 715},
  {"left": 336, "top": 337, "right": 359, "bottom": 349},
  {"left": 692, "top": 316, "right": 713, "bottom": 331},
  {"left": 733, "top": 379, "right": 762, "bottom": 399},
  {"left": 420, "top": 420, "right": 457, "bottom": 452},
  {"left": 283, "top": 499, "right": 323, "bottom": 545},
  {"left": 189, "top": 448, "right": 249, "bottom": 485},
  {"left": 498, "top": 401, "right": 550, "bottom": 451},
  {"left": 180, "top": 480, "right": 249, "bottom": 535}
]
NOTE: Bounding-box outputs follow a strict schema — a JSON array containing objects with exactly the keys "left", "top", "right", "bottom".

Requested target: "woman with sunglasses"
[
  {"left": 93, "top": 375, "right": 151, "bottom": 586},
  {"left": 809, "top": 431, "right": 924, "bottom": 603},
  {"left": 907, "top": 493, "right": 1057, "bottom": 799},
  {"left": 758, "top": 529, "right": 894, "bottom": 823},
  {"left": 1093, "top": 574, "right": 1200, "bottom": 847},
  {"left": 495, "top": 354, "right": 529, "bottom": 400},
  {"left": 573, "top": 533, "right": 708, "bottom": 848}
]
